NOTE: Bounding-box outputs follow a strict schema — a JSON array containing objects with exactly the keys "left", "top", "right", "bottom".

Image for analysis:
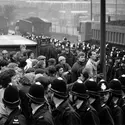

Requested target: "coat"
[
  {"left": 75, "top": 104, "right": 100, "bottom": 125},
  {"left": 71, "top": 61, "right": 86, "bottom": 82},
  {"left": 83, "top": 59, "right": 98, "bottom": 81},
  {"left": 52, "top": 100, "right": 81, "bottom": 125},
  {"left": 30, "top": 103, "right": 54, "bottom": 125},
  {"left": 4, "top": 108, "right": 27, "bottom": 125},
  {"left": 99, "top": 104, "right": 114, "bottom": 125},
  {"left": 110, "top": 104, "right": 123, "bottom": 125}
]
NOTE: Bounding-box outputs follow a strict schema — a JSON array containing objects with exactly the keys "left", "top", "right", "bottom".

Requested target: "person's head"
[
  {"left": 35, "top": 76, "right": 50, "bottom": 93},
  {"left": 88, "top": 50, "right": 97, "bottom": 61},
  {"left": 50, "top": 78, "right": 68, "bottom": 103},
  {"left": 48, "top": 58, "right": 56, "bottom": 66},
  {"left": 2, "top": 50, "right": 8, "bottom": 59},
  {"left": 7, "top": 63, "right": 18, "bottom": 69},
  {"left": 27, "top": 82, "right": 45, "bottom": 109},
  {"left": 37, "top": 55, "right": 46, "bottom": 68},
  {"left": 120, "top": 60, "right": 125, "bottom": 68},
  {"left": 9, "top": 51, "right": 17, "bottom": 61},
  {"left": 65, "top": 47, "right": 70, "bottom": 54},
  {"left": 58, "top": 56, "right": 66, "bottom": 64},
  {"left": 18, "top": 58, "right": 27, "bottom": 69},
  {"left": 70, "top": 81, "right": 89, "bottom": 106},
  {"left": 27, "top": 50, "right": 34, "bottom": 59},
  {"left": 98, "top": 79, "right": 110, "bottom": 103},
  {"left": 84, "top": 79, "right": 99, "bottom": 104},
  {"left": 119, "top": 74, "right": 125, "bottom": 93},
  {"left": 19, "top": 76, "right": 31, "bottom": 86},
  {"left": 34, "top": 61, "right": 46, "bottom": 69},
  {"left": 37, "top": 55, "right": 46, "bottom": 61},
  {"left": 81, "top": 70, "right": 89, "bottom": 82},
  {"left": 56, "top": 64, "right": 64, "bottom": 76},
  {"left": 109, "top": 79, "right": 122, "bottom": 104},
  {"left": 77, "top": 52, "right": 85, "bottom": 63},
  {"left": 24, "top": 73, "right": 35, "bottom": 84},
  {"left": 35, "top": 68, "right": 45, "bottom": 75},
  {"left": 25, "top": 68, "right": 35, "bottom": 73},
  {"left": 0, "top": 60, "right": 8, "bottom": 69},
  {"left": 47, "top": 66, "right": 56, "bottom": 76},
  {"left": 20, "top": 44, "right": 26, "bottom": 52},
  {"left": 2, "top": 85, "right": 20, "bottom": 114},
  {"left": 0, "top": 69, "right": 16, "bottom": 88}
]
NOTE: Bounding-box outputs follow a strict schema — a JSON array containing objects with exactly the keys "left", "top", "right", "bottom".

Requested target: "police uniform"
[
  {"left": 98, "top": 79, "right": 114, "bottom": 125},
  {"left": 99, "top": 104, "right": 114, "bottom": 125},
  {"left": 108, "top": 79, "right": 123, "bottom": 125},
  {"left": 52, "top": 100, "right": 81, "bottom": 125},
  {"left": 118, "top": 75, "right": 125, "bottom": 125},
  {"left": 75, "top": 104, "right": 100, "bottom": 125},
  {"left": 71, "top": 81, "right": 100, "bottom": 125},
  {"left": 2, "top": 85, "right": 27, "bottom": 125},
  {"left": 30, "top": 103, "right": 54, "bottom": 125},
  {"left": 4, "top": 108, "right": 27, "bottom": 125},
  {"left": 50, "top": 78, "right": 81, "bottom": 125},
  {"left": 27, "top": 83, "right": 54, "bottom": 125}
]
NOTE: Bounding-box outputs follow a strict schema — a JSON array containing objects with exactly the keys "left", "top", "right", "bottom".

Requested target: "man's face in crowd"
[
  {"left": 30, "top": 53, "right": 34, "bottom": 59},
  {"left": 78, "top": 55, "right": 85, "bottom": 62},
  {"left": 2, "top": 51, "right": 8, "bottom": 59},
  {"left": 60, "top": 58, "right": 66, "bottom": 64},
  {"left": 65, "top": 48, "right": 69, "bottom": 54},
  {"left": 58, "top": 67, "right": 64, "bottom": 75},
  {"left": 90, "top": 51, "right": 97, "bottom": 61}
]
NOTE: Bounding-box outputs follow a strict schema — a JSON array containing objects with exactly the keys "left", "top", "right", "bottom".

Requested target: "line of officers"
[{"left": 1, "top": 74, "right": 125, "bottom": 125}]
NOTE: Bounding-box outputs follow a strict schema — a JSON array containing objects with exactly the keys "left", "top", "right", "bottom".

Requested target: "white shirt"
[
  {"left": 55, "top": 100, "right": 63, "bottom": 108},
  {"left": 32, "top": 104, "right": 43, "bottom": 115},
  {"left": 76, "top": 100, "right": 84, "bottom": 109},
  {"left": 24, "top": 58, "right": 32, "bottom": 71}
]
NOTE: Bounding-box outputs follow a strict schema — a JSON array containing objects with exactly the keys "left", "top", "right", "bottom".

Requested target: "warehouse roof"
[{"left": 0, "top": 35, "right": 37, "bottom": 46}]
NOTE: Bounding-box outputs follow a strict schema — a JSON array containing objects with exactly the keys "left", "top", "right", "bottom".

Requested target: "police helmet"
[
  {"left": 98, "top": 79, "right": 110, "bottom": 93},
  {"left": 84, "top": 78, "right": 99, "bottom": 97},
  {"left": 50, "top": 78, "right": 68, "bottom": 99},
  {"left": 71, "top": 81, "right": 89, "bottom": 100},
  {"left": 109, "top": 78, "right": 122, "bottom": 96},
  {"left": 27, "top": 82, "right": 45, "bottom": 104},
  {"left": 118, "top": 74, "right": 125, "bottom": 90},
  {"left": 2, "top": 84, "right": 20, "bottom": 108}
]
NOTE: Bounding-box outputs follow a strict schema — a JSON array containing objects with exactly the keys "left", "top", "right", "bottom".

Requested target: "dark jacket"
[
  {"left": 59, "top": 52, "right": 76, "bottom": 67},
  {"left": 30, "top": 103, "right": 54, "bottom": 125},
  {"left": 99, "top": 104, "right": 114, "bottom": 125},
  {"left": 19, "top": 85, "right": 31, "bottom": 123},
  {"left": 71, "top": 61, "right": 86, "bottom": 82},
  {"left": 110, "top": 104, "right": 123, "bottom": 125},
  {"left": 118, "top": 97, "right": 125, "bottom": 125},
  {"left": 75, "top": 104, "right": 100, "bottom": 125},
  {"left": 4, "top": 108, "right": 27, "bottom": 125},
  {"left": 52, "top": 100, "right": 81, "bottom": 125}
]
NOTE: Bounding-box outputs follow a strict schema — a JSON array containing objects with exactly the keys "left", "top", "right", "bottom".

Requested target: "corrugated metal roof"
[{"left": 0, "top": 35, "right": 37, "bottom": 46}]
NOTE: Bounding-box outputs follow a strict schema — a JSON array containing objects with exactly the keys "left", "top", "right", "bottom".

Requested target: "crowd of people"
[{"left": 0, "top": 35, "right": 125, "bottom": 125}]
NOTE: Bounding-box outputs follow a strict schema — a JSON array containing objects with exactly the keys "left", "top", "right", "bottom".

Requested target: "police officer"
[
  {"left": 98, "top": 79, "right": 114, "bottom": 125},
  {"left": 118, "top": 75, "right": 125, "bottom": 125},
  {"left": 50, "top": 77, "right": 81, "bottom": 125},
  {"left": 108, "top": 79, "right": 123, "bottom": 125},
  {"left": 70, "top": 81, "right": 100, "bottom": 125},
  {"left": 2, "top": 84, "right": 27, "bottom": 125},
  {"left": 84, "top": 79, "right": 100, "bottom": 112},
  {"left": 27, "top": 82, "right": 54, "bottom": 125}
]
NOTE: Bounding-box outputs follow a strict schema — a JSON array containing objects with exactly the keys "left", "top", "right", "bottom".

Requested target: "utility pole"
[
  {"left": 90, "top": 0, "right": 92, "bottom": 20},
  {"left": 115, "top": 0, "right": 117, "bottom": 20},
  {"left": 100, "top": 0, "right": 106, "bottom": 80}
]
